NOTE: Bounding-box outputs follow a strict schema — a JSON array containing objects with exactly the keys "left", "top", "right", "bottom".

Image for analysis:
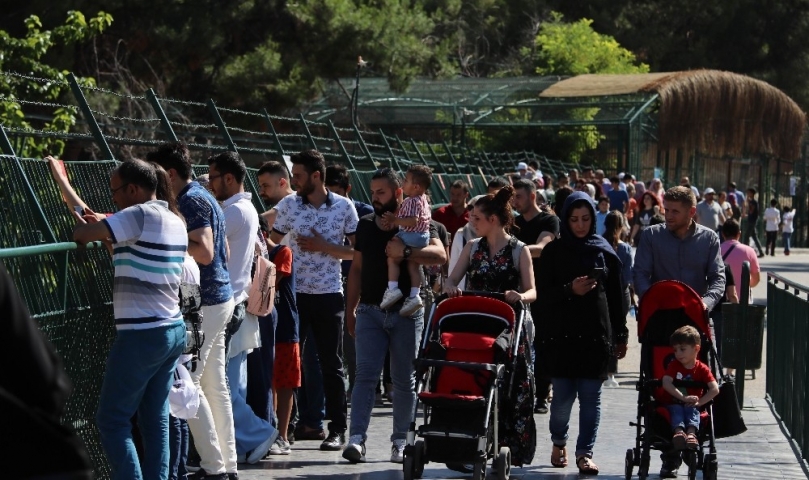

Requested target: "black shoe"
[
  {"left": 228, "top": 474, "right": 239, "bottom": 480},
  {"left": 320, "top": 431, "right": 346, "bottom": 451},
  {"left": 188, "top": 471, "right": 228, "bottom": 480},
  {"left": 659, "top": 465, "right": 679, "bottom": 478},
  {"left": 535, "top": 401, "right": 549, "bottom": 414}
]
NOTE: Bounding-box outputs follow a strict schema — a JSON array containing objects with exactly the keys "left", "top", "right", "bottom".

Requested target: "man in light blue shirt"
[{"left": 633, "top": 186, "right": 725, "bottom": 479}]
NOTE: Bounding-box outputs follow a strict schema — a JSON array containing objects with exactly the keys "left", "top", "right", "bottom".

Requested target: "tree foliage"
[{"left": 0, "top": 10, "right": 112, "bottom": 157}]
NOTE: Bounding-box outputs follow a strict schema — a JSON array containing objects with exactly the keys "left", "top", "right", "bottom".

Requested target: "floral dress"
[{"left": 466, "top": 236, "right": 536, "bottom": 466}]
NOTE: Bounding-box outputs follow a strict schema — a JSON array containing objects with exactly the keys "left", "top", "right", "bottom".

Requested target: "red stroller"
[
  {"left": 625, "top": 281, "right": 720, "bottom": 480},
  {"left": 402, "top": 292, "right": 528, "bottom": 480}
]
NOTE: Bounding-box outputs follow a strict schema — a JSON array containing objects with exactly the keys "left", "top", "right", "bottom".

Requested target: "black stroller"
[
  {"left": 625, "top": 280, "right": 721, "bottom": 480},
  {"left": 402, "top": 292, "right": 529, "bottom": 480}
]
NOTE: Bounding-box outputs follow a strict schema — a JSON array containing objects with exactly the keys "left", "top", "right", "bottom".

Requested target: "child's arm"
[
  {"left": 697, "top": 380, "right": 720, "bottom": 407},
  {"left": 662, "top": 375, "right": 685, "bottom": 402}
]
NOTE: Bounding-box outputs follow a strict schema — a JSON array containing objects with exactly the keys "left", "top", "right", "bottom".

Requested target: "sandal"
[
  {"left": 672, "top": 430, "right": 687, "bottom": 451},
  {"left": 576, "top": 456, "right": 599, "bottom": 475},
  {"left": 551, "top": 445, "right": 568, "bottom": 468},
  {"left": 686, "top": 432, "right": 699, "bottom": 449}
]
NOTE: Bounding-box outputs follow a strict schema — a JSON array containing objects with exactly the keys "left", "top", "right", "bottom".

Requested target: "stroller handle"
[{"left": 433, "top": 290, "right": 509, "bottom": 304}]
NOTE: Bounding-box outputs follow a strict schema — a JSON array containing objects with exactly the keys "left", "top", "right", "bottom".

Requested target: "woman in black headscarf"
[{"left": 536, "top": 191, "right": 628, "bottom": 475}]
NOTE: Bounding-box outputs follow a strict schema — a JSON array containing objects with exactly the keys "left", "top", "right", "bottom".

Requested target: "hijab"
[{"left": 559, "top": 191, "right": 621, "bottom": 267}]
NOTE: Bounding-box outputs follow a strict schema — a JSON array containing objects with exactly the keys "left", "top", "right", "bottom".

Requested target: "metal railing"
[{"left": 766, "top": 272, "right": 809, "bottom": 460}]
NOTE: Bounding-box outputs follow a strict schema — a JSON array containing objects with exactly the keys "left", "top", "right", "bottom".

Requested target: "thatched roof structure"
[{"left": 540, "top": 70, "right": 807, "bottom": 160}]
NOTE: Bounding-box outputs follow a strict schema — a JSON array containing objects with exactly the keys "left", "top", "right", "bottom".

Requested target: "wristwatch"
[{"left": 403, "top": 246, "right": 412, "bottom": 259}]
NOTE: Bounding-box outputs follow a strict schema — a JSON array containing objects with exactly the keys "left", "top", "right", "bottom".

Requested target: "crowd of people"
[{"left": 38, "top": 148, "right": 788, "bottom": 479}]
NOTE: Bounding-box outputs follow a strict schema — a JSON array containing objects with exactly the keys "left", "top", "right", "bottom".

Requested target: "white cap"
[
  {"left": 703, "top": 187, "right": 716, "bottom": 195},
  {"left": 517, "top": 162, "right": 528, "bottom": 170}
]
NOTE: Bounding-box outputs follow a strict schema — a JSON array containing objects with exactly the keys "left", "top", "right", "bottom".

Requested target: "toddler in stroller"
[{"left": 626, "top": 280, "right": 723, "bottom": 480}]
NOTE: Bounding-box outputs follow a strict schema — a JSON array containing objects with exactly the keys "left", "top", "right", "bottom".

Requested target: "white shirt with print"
[{"left": 272, "top": 191, "right": 359, "bottom": 295}]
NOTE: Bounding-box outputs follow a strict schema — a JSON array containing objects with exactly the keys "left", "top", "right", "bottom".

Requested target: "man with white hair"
[{"left": 695, "top": 187, "right": 726, "bottom": 233}]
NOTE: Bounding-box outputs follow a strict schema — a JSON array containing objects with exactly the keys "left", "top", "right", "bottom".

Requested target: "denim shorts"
[{"left": 396, "top": 230, "right": 430, "bottom": 248}]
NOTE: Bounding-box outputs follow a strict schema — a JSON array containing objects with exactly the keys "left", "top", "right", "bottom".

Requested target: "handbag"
[
  {"left": 169, "top": 359, "right": 200, "bottom": 420},
  {"left": 711, "top": 374, "right": 747, "bottom": 438}
]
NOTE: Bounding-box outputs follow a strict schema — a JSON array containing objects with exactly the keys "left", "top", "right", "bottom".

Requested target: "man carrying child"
[{"left": 379, "top": 165, "right": 433, "bottom": 316}]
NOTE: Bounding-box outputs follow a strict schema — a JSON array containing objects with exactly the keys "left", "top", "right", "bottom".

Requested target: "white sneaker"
[
  {"left": 399, "top": 295, "right": 423, "bottom": 316},
  {"left": 390, "top": 439, "right": 406, "bottom": 463},
  {"left": 269, "top": 437, "right": 291, "bottom": 455},
  {"left": 380, "top": 288, "right": 404, "bottom": 309},
  {"left": 247, "top": 429, "right": 279, "bottom": 464},
  {"left": 342, "top": 435, "right": 367, "bottom": 463},
  {"left": 603, "top": 377, "right": 620, "bottom": 388}
]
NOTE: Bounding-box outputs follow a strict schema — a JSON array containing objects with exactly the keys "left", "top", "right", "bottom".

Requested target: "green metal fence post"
[
  {"left": 328, "top": 121, "right": 357, "bottom": 171},
  {"left": 481, "top": 152, "right": 498, "bottom": 177},
  {"left": 425, "top": 143, "right": 449, "bottom": 174},
  {"left": 299, "top": 114, "right": 318, "bottom": 150},
  {"left": 207, "top": 99, "right": 237, "bottom": 153},
  {"left": 329, "top": 121, "right": 369, "bottom": 201},
  {"left": 441, "top": 141, "right": 463, "bottom": 174},
  {"left": 409, "top": 139, "right": 431, "bottom": 169},
  {"left": 145, "top": 89, "right": 178, "bottom": 141},
  {"left": 735, "top": 261, "right": 751, "bottom": 407},
  {"left": 0, "top": 124, "right": 16, "bottom": 156},
  {"left": 262, "top": 109, "right": 286, "bottom": 158},
  {"left": 395, "top": 135, "right": 414, "bottom": 168},
  {"left": 68, "top": 73, "right": 114, "bottom": 160},
  {"left": 352, "top": 125, "right": 374, "bottom": 164},
  {"left": 378, "top": 129, "right": 402, "bottom": 171}
]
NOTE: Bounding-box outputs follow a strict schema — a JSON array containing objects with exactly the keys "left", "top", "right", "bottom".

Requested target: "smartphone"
[
  {"left": 587, "top": 267, "right": 604, "bottom": 279},
  {"left": 74, "top": 205, "right": 85, "bottom": 216}
]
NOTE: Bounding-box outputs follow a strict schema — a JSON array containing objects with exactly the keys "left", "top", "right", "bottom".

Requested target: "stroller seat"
[{"left": 418, "top": 332, "right": 498, "bottom": 408}]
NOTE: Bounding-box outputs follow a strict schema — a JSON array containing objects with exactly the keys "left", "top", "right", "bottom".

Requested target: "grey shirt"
[
  {"left": 695, "top": 200, "right": 725, "bottom": 230},
  {"left": 633, "top": 222, "right": 726, "bottom": 310}
]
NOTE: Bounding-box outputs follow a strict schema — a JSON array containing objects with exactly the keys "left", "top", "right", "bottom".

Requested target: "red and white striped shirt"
[{"left": 398, "top": 194, "right": 431, "bottom": 233}]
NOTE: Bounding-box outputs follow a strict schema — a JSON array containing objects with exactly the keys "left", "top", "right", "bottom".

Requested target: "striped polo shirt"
[{"left": 103, "top": 200, "right": 188, "bottom": 330}]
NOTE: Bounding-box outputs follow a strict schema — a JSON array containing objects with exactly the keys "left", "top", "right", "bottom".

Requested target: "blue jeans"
[
  {"left": 168, "top": 415, "right": 188, "bottom": 480},
  {"left": 96, "top": 322, "right": 186, "bottom": 480},
  {"left": 549, "top": 377, "right": 603, "bottom": 458},
  {"left": 228, "top": 349, "right": 277, "bottom": 455},
  {"left": 667, "top": 404, "right": 700, "bottom": 431},
  {"left": 350, "top": 303, "right": 424, "bottom": 442},
  {"left": 783, "top": 232, "right": 792, "bottom": 253},
  {"left": 396, "top": 230, "right": 430, "bottom": 248},
  {"left": 246, "top": 310, "right": 277, "bottom": 426},
  {"left": 297, "top": 325, "right": 326, "bottom": 430}
]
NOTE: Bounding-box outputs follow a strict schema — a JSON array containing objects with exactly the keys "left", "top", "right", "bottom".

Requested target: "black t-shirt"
[
  {"left": 747, "top": 198, "right": 759, "bottom": 221},
  {"left": 514, "top": 211, "right": 560, "bottom": 316},
  {"left": 432, "top": 220, "right": 450, "bottom": 249},
  {"left": 354, "top": 213, "right": 438, "bottom": 306}
]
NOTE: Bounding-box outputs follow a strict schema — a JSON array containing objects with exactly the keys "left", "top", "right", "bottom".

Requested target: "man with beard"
[
  {"left": 270, "top": 150, "right": 358, "bottom": 451},
  {"left": 342, "top": 168, "right": 447, "bottom": 464},
  {"left": 511, "top": 179, "right": 560, "bottom": 414},
  {"left": 208, "top": 152, "right": 278, "bottom": 463},
  {"left": 257, "top": 160, "right": 326, "bottom": 443}
]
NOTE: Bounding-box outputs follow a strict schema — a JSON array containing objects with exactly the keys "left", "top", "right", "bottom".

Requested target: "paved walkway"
[{"left": 236, "top": 248, "right": 809, "bottom": 479}]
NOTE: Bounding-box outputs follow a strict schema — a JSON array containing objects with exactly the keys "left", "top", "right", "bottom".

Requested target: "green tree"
[{"left": 0, "top": 10, "right": 112, "bottom": 157}]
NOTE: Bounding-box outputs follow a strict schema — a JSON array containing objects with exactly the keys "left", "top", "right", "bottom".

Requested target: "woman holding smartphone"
[{"left": 535, "top": 191, "right": 628, "bottom": 475}]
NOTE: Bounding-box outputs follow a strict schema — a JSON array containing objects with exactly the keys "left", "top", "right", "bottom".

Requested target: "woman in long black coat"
[{"left": 536, "top": 191, "right": 629, "bottom": 475}]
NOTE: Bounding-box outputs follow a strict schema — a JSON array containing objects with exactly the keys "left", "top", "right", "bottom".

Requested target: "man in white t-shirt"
[
  {"left": 208, "top": 152, "right": 279, "bottom": 463},
  {"left": 782, "top": 206, "right": 795, "bottom": 255},
  {"left": 763, "top": 199, "right": 781, "bottom": 257},
  {"left": 73, "top": 159, "right": 188, "bottom": 479},
  {"left": 271, "top": 150, "right": 359, "bottom": 451}
]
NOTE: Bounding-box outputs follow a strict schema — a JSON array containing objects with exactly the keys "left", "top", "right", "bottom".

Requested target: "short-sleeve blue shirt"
[{"left": 177, "top": 181, "right": 233, "bottom": 306}]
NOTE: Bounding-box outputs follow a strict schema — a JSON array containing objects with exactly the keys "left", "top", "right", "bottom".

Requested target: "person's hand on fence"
[
  {"left": 81, "top": 207, "right": 105, "bottom": 223},
  {"left": 46, "top": 156, "right": 68, "bottom": 180}
]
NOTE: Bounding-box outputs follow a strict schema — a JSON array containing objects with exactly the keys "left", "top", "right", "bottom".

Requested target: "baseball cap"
[
  {"left": 517, "top": 162, "right": 528, "bottom": 171},
  {"left": 704, "top": 187, "right": 716, "bottom": 195}
]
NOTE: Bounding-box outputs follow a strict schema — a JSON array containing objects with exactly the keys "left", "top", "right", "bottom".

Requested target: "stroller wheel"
[
  {"left": 496, "top": 447, "right": 511, "bottom": 480},
  {"left": 471, "top": 460, "right": 486, "bottom": 480},
  {"left": 413, "top": 440, "right": 425, "bottom": 478},
  {"left": 702, "top": 453, "right": 718, "bottom": 480},
  {"left": 686, "top": 451, "right": 698, "bottom": 480},
  {"left": 624, "top": 448, "right": 634, "bottom": 480}
]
